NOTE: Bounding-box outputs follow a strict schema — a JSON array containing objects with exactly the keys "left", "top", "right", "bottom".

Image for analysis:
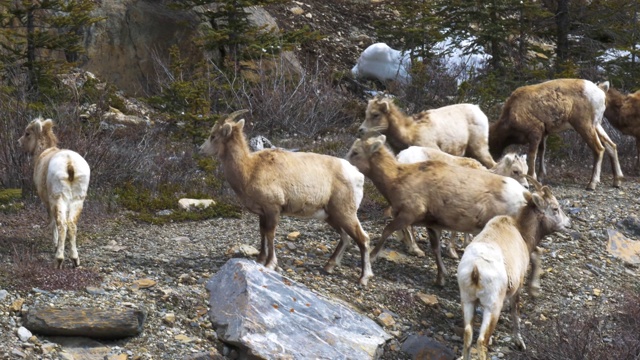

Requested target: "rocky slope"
[{"left": 1, "top": 168, "right": 639, "bottom": 359}]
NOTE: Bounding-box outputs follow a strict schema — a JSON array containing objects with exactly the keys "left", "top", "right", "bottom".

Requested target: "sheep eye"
[
  {"left": 513, "top": 170, "right": 520, "bottom": 176},
  {"left": 351, "top": 151, "right": 359, "bottom": 157}
]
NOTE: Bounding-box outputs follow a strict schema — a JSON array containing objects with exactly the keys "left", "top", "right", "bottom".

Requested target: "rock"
[
  {"left": 416, "top": 293, "right": 439, "bottom": 307},
  {"left": 289, "top": 6, "right": 305, "bottom": 15},
  {"left": 164, "top": 313, "right": 176, "bottom": 325},
  {"left": 606, "top": 229, "right": 640, "bottom": 265},
  {"left": 401, "top": 334, "right": 456, "bottom": 360},
  {"left": 22, "top": 307, "right": 147, "bottom": 339},
  {"left": 616, "top": 215, "right": 640, "bottom": 237},
  {"left": 51, "top": 337, "right": 111, "bottom": 360},
  {"left": 226, "top": 244, "right": 260, "bottom": 258},
  {"left": 206, "top": 258, "right": 391, "bottom": 359},
  {"left": 0, "top": 289, "right": 8, "bottom": 301},
  {"left": 376, "top": 311, "right": 396, "bottom": 327},
  {"left": 182, "top": 350, "right": 225, "bottom": 360},
  {"left": 10, "top": 298, "right": 24, "bottom": 312},
  {"left": 132, "top": 278, "right": 157, "bottom": 289},
  {"left": 17, "top": 326, "right": 32, "bottom": 342},
  {"left": 85, "top": 286, "right": 106, "bottom": 295},
  {"left": 287, "top": 231, "right": 301, "bottom": 240},
  {"left": 178, "top": 198, "right": 215, "bottom": 211}
]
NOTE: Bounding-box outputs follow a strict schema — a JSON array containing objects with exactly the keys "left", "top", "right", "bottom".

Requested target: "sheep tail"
[
  {"left": 471, "top": 265, "right": 480, "bottom": 286},
  {"left": 67, "top": 161, "right": 75, "bottom": 182}
]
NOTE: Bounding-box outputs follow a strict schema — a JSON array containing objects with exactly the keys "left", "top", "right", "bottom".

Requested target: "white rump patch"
[
  {"left": 582, "top": 80, "right": 607, "bottom": 125},
  {"left": 340, "top": 159, "right": 365, "bottom": 207}
]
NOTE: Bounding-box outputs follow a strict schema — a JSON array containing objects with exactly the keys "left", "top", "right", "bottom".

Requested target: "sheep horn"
[
  {"left": 524, "top": 175, "right": 543, "bottom": 192},
  {"left": 223, "top": 109, "right": 249, "bottom": 123}
]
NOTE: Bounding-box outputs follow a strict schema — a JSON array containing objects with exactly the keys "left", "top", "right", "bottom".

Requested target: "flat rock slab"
[
  {"left": 23, "top": 307, "right": 147, "bottom": 339},
  {"left": 206, "top": 258, "right": 391, "bottom": 359},
  {"left": 607, "top": 229, "right": 640, "bottom": 265}
]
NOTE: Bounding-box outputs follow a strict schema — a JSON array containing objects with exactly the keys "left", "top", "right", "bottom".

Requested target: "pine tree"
[{"left": 0, "top": 0, "right": 103, "bottom": 97}]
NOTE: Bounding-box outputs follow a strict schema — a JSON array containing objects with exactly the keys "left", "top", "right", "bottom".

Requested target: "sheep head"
[
  {"left": 346, "top": 133, "right": 386, "bottom": 174},
  {"left": 18, "top": 117, "right": 58, "bottom": 156},
  {"left": 497, "top": 153, "right": 529, "bottom": 188},
  {"left": 358, "top": 98, "right": 393, "bottom": 137},
  {"left": 525, "top": 175, "right": 571, "bottom": 234},
  {"left": 200, "top": 110, "right": 249, "bottom": 157}
]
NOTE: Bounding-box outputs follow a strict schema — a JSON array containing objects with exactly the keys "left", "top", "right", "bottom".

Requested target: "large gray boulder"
[{"left": 206, "top": 258, "right": 391, "bottom": 359}]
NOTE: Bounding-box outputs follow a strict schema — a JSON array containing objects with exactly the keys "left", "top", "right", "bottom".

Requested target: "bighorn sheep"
[
  {"left": 199, "top": 110, "right": 373, "bottom": 285},
  {"left": 457, "top": 177, "right": 570, "bottom": 360},
  {"left": 357, "top": 96, "right": 497, "bottom": 168},
  {"left": 394, "top": 146, "right": 529, "bottom": 259},
  {"left": 599, "top": 82, "right": 640, "bottom": 171},
  {"left": 489, "top": 78, "right": 623, "bottom": 190},
  {"left": 345, "top": 134, "right": 529, "bottom": 286},
  {"left": 18, "top": 117, "right": 91, "bottom": 268}
]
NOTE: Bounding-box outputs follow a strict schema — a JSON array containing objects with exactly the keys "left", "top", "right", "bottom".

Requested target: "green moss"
[{"left": 0, "top": 188, "right": 24, "bottom": 213}]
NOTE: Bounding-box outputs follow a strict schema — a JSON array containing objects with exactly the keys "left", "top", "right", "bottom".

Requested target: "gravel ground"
[{"left": 1, "top": 169, "right": 639, "bottom": 360}]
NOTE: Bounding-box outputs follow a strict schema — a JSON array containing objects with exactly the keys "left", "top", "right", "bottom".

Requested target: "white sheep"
[
  {"left": 199, "top": 110, "right": 373, "bottom": 285},
  {"left": 489, "top": 78, "right": 623, "bottom": 190},
  {"left": 345, "top": 134, "right": 529, "bottom": 286},
  {"left": 358, "top": 96, "right": 496, "bottom": 168},
  {"left": 457, "top": 176, "right": 570, "bottom": 360},
  {"left": 393, "top": 146, "right": 529, "bottom": 259},
  {"left": 18, "top": 117, "right": 91, "bottom": 268}
]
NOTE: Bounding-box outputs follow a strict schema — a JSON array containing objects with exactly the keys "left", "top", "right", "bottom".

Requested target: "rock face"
[
  {"left": 22, "top": 307, "right": 147, "bottom": 339},
  {"left": 206, "top": 258, "right": 391, "bottom": 359},
  {"left": 84, "top": 1, "right": 204, "bottom": 96}
]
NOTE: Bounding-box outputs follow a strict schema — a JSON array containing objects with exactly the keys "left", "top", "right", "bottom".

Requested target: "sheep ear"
[
  {"left": 370, "top": 135, "right": 386, "bottom": 152},
  {"left": 221, "top": 123, "right": 233, "bottom": 137},
  {"left": 531, "top": 192, "right": 546, "bottom": 209},
  {"left": 503, "top": 155, "right": 513, "bottom": 166},
  {"left": 381, "top": 101, "right": 390, "bottom": 113},
  {"left": 236, "top": 119, "right": 245, "bottom": 130},
  {"left": 599, "top": 81, "right": 610, "bottom": 92},
  {"left": 41, "top": 119, "right": 54, "bottom": 134},
  {"left": 520, "top": 154, "right": 527, "bottom": 162}
]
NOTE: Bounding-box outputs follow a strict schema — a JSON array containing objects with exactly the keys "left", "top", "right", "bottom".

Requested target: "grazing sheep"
[
  {"left": 457, "top": 177, "right": 570, "bottom": 360},
  {"left": 345, "top": 134, "right": 529, "bottom": 286},
  {"left": 358, "top": 96, "right": 497, "bottom": 168},
  {"left": 394, "top": 147, "right": 529, "bottom": 259},
  {"left": 18, "top": 117, "right": 90, "bottom": 268},
  {"left": 599, "top": 82, "right": 640, "bottom": 171},
  {"left": 489, "top": 78, "right": 623, "bottom": 190},
  {"left": 199, "top": 110, "right": 373, "bottom": 286}
]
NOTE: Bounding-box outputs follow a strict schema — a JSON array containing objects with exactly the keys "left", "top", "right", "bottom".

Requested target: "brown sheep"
[
  {"left": 345, "top": 134, "right": 529, "bottom": 286},
  {"left": 599, "top": 82, "right": 640, "bottom": 171},
  {"left": 199, "top": 110, "right": 374, "bottom": 286},
  {"left": 489, "top": 78, "right": 623, "bottom": 190},
  {"left": 358, "top": 96, "right": 497, "bottom": 168}
]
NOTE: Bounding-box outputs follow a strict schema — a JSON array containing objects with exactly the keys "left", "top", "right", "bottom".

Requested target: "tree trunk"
[{"left": 555, "top": 0, "right": 570, "bottom": 72}]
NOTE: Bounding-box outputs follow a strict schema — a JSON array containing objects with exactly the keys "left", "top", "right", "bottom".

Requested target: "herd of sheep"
[{"left": 18, "top": 77, "right": 640, "bottom": 359}]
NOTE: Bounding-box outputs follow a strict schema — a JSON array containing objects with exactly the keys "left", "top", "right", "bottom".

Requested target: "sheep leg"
[
  {"left": 528, "top": 248, "right": 542, "bottom": 298},
  {"left": 525, "top": 137, "right": 540, "bottom": 181},
  {"left": 258, "top": 213, "right": 279, "bottom": 270},
  {"left": 574, "top": 124, "right": 605, "bottom": 190},
  {"left": 68, "top": 201, "right": 84, "bottom": 267},
  {"left": 400, "top": 226, "right": 425, "bottom": 257},
  {"left": 257, "top": 215, "right": 269, "bottom": 265},
  {"left": 636, "top": 138, "right": 640, "bottom": 171},
  {"left": 596, "top": 124, "right": 623, "bottom": 187},
  {"left": 477, "top": 303, "right": 501, "bottom": 360},
  {"left": 510, "top": 291, "right": 526, "bottom": 351},
  {"left": 537, "top": 136, "right": 547, "bottom": 180},
  {"left": 324, "top": 228, "right": 352, "bottom": 273},
  {"left": 370, "top": 213, "right": 414, "bottom": 262},
  {"left": 53, "top": 201, "right": 68, "bottom": 269},
  {"left": 461, "top": 299, "right": 476, "bottom": 360},
  {"left": 444, "top": 232, "right": 459, "bottom": 259},
  {"left": 427, "top": 228, "right": 447, "bottom": 286}
]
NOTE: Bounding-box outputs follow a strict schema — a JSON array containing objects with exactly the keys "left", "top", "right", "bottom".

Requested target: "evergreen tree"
[{"left": 0, "top": 0, "right": 103, "bottom": 97}]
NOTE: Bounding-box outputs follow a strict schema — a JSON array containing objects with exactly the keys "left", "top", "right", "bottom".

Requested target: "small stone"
[
  {"left": 175, "top": 334, "right": 195, "bottom": 343},
  {"left": 540, "top": 313, "right": 547, "bottom": 321},
  {"left": 132, "top": 278, "right": 156, "bottom": 289},
  {"left": 305, "top": 13, "right": 312, "bottom": 18},
  {"left": 286, "top": 243, "right": 297, "bottom": 250},
  {"left": 17, "top": 327, "right": 32, "bottom": 342},
  {"left": 107, "top": 354, "right": 128, "bottom": 360},
  {"left": 0, "top": 289, "right": 8, "bottom": 301},
  {"left": 445, "top": 312, "right": 455, "bottom": 319},
  {"left": 86, "top": 286, "right": 106, "bottom": 295},
  {"left": 164, "top": 313, "right": 176, "bottom": 325},
  {"left": 593, "top": 288, "right": 602, "bottom": 296},
  {"left": 376, "top": 312, "right": 396, "bottom": 327},
  {"left": 287, "top": 231, "right": 300, "bottom": 240},
  {"left": 10, "top": 349, "right": 27, "bottom": 358},
  {"left": 416, "top": 292, "right": 438, "bottom": 306},
  {"left": 289, "top": 6, "right": 304, "bottom": 15},
  {"left": 10, "top": 298, "right": 25, "bottom": 312}
]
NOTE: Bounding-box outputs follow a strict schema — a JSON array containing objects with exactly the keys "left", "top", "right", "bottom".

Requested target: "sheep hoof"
[
  {"left": 515, "top": 335, "right": 526, "bottom": 350},
  {"left": 586, "top": 182, "right": 597, "bottom": 191},
  {"left": 613, "top": 179, "right": 622, "bottom": 188},
  {"left": 358, "top": 276, "right": 370, "bottom": 287},
  {"left": 434, "top": 276, "right": 446, "bottom": 287},
  {"left": 72, "top": 258, "right": 80, "bottom": 268},
  {"left": 445, "top": 247, "right": 459, "bottom": 259},
  {"left": 323, "top": 263, "right": 336, "bottom": 274},
  {"left": 410, "top": 248, "right": 426, "bottom": 258},
  {"left": 529, "top": 284, "right": 540, "bottom": 298},
  {"left": 55, "top": 259, "right": 64, "bottom": 269}
]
